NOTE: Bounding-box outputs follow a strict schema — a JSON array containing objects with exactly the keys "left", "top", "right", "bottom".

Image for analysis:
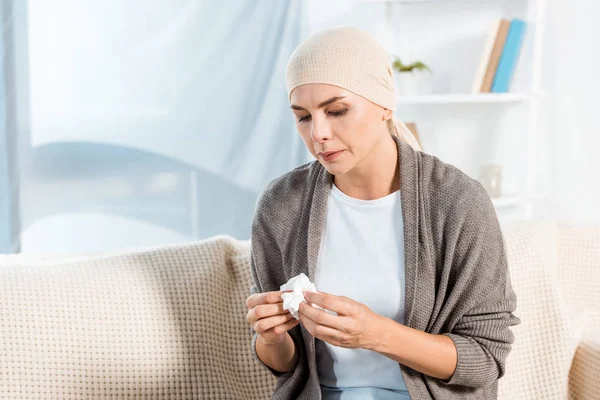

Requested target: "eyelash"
[{"left": 297, "top": 109, "right": 348, "bottom": 123}]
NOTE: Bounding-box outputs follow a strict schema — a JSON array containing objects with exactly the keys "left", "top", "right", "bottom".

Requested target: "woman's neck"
[{"left": 332, "top": 134, "right": 400, "bottom": 201}]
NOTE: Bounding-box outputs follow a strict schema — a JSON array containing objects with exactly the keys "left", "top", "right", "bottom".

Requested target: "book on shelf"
[
  {"left": 492, "top": 18, "right": 527, "bottom": 92},
  {"left": 472, "top": 19, "right": 510, "bottom": 93},
  {"left": 472, "top": 18, "right": 527, "bottom": 94}
]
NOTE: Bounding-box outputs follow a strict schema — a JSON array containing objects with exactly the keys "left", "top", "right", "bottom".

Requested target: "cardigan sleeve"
[
  {"left": 249, "top": 250, "right": 301, "bottom": 378},
  {"left": 248, "top": 186, "right": 309, "bottom": 396},
  {"left": 438, "top": 182, "right": 521, "bottom": 389}
]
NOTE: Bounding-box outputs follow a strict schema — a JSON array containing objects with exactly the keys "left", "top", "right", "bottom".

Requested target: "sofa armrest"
[{"left": 569, "top": 332, "right": 600, "bottom": 399}]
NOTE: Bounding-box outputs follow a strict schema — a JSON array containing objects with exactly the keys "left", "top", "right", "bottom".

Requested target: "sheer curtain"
[
  {"left": 4, "top": 0, "right": 308, "bottom": 253},
  {"left": 0, "top": 0, "right": 20, "bottom": 253}
]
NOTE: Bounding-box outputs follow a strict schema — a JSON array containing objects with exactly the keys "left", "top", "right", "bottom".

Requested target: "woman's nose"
[{"left": 310, "top": 117, "right": 331, "bottom": 142}]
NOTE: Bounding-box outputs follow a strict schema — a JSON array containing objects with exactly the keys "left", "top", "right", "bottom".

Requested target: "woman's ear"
[{"left": 382, "top": 108, "right": 393, "bottom": 121}]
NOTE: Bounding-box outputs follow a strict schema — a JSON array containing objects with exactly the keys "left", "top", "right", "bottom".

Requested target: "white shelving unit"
[
  {"left": 347, "top": 0, "right": 548, "bottom": 220},
  {"left": 396, "top": 92, "right": 529, "bottom": 105},
  {"left": 491, "top": 195, "right": 521, "bottom": 209}
]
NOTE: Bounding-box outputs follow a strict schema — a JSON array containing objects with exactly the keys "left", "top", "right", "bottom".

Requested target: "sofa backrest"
[
  {"left": 1, "top": 222, "right": 598, "bottom": 400},
  {"left": 556, "top": 223, "right": 600, "bottom": 335},
  {"left": 0, "top": 235, "right": 275, "bottom": 399},
  {"left": 498, "top": 221, "right": 580, "bottom": 400}
]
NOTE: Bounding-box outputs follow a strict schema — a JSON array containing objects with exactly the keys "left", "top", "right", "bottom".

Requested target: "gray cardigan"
[{"left": 249, "top": 134, "right": 521, "bottom": 399}]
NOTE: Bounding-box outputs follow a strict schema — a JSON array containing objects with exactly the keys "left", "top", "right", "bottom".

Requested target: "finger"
[
  {"left": 303, "top": 291, "right": 352, "bottom": 315},
  {"left": 247, "top": 303, "right": 282, "bottom": 325},
  {"left": 250, "top": 303, "right": 290, "bottom": 324},
  {"left": 299, "top": 311, "right": 318, "bottom": 337},
  {"left": 247, "top": 290, "right": 293, "bottom": 309},
  {"left": 280, "top": 316, "right": 301, "bottom": 333},
  {"left": 254, "top": 312, "right": 294, "bottom": 334},
  {"left": 313, "top": 324, "right": 345, "bottom": 346},
  {"left": 298, "top": 301, "right": 347, "bottom": 330},
  {"left": 254, "top": 314, "right": 296, "bottom": 336},
  {"left": 298, "top": 311, "right": 345, "bottom": 345},
  {"left": 262, "top": 320, "right": 299, "bottom": 344}
]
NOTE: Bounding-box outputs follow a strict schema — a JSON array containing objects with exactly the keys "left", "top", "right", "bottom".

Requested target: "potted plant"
[{"left": 391, "top": 56, "right": 433, "bottom": 96}]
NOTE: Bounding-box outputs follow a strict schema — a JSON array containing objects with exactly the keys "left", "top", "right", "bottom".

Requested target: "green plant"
[{"left": 392, "top": 56, "right": 431, "bottom": 73}]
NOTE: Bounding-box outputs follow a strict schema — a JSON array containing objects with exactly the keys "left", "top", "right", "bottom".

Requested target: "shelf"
[
  {"left": 491, "top": 196, "right": 521, "bottom": 209},
  {"left": 396, "top": 93, "right": 528, "bottom": 105}
]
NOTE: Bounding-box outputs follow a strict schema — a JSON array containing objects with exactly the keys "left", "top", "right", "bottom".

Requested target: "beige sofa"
[{"left": 0, "top": 221, "right": 598, "bottom": 399}]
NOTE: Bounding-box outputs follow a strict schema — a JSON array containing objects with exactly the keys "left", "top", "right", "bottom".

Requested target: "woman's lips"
[{"left": 322, "top": 150, "right": 344, "bottom": 162}]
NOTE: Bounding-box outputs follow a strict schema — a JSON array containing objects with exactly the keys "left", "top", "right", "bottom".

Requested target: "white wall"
[{"left": 546, "top": 0, "right": 600, "bottom": 222}]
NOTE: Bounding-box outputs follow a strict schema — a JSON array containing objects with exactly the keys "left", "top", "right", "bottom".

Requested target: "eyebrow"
[{"left": 290, "top": 96, "right": 347, "bottom": 111}]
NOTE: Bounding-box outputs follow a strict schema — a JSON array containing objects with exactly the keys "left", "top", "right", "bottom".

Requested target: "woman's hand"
[
  {"left": 298, "top": 290, "right": 385, "bottom": 350},
  {"left": 246, "top": 290, "right": 300, "bottom": 345}
]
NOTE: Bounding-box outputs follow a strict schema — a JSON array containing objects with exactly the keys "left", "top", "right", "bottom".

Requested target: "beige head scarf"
[{"left": 285, "top": 26, "right": 422, "bottom": 152}]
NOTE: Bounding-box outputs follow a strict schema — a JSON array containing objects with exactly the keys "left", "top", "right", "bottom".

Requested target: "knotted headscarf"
[{"left": 285, "top": 26, "right": 422, "bottom": 152}]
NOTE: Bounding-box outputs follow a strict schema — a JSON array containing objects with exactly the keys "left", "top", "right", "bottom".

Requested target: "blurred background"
[{"left": 0, "top": 0, "right": 598, "bottom": 254}]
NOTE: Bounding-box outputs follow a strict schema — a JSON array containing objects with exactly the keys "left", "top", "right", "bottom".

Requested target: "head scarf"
[{"left": 285, "top": 26, "right": 422, "bottom": 152}]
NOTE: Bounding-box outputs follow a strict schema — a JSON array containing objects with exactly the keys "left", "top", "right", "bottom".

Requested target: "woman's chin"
[{"left": 320, "top": 161, "right": 350, "bottom": 176}]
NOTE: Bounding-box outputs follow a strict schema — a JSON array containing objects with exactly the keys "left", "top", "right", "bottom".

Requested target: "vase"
[
  {"left": 394, "top": 70, "right": 433, "bottom": 96},
  {"left": 478, "top": 164, "right": 502, "bottom": 198}
]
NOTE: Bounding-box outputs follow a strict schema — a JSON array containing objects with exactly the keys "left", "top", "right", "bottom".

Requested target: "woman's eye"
[
  {"left": 329, "top": 109, "right": 348, "bottom": 117},
  {"left": 297, "top": 109, "right": 348, "bottom": 123}
]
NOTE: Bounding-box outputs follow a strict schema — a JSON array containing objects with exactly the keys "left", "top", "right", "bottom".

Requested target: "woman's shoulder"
[
  {"left": 253, "top": 160, "right": 321, "bottom": 221},
  {"left": 263, "top": 159, "right": 318, "bottom": 195},
  {"left": 416, "top": 151, "right": 492, "bottom": 216}
]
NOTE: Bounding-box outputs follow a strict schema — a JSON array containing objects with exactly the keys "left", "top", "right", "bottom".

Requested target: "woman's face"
[{"left": 289, "top": 83, "right": 392, "bottom": 176}]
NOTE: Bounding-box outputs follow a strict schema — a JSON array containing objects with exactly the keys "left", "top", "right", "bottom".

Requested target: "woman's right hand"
[{"left": 246, "top": 290, "right": 300, "bottom": 345}]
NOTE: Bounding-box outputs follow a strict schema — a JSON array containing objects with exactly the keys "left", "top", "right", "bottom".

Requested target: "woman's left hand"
[{"left": 298, "top": 290, "right": 385, "bottom": 350}]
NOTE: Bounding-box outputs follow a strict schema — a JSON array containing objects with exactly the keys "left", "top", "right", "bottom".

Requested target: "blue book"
[{"left": 492, "top": 18, "right": 527, "bottom": 93}]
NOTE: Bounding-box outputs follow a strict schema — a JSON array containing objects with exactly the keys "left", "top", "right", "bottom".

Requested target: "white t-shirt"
[{"left": 314, "top": 181, "right": 409, "bottom": 398}]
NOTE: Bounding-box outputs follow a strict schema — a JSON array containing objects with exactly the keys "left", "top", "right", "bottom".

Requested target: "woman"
[{"left": 245, "top": 27, "right": 520, "bottom": 400}]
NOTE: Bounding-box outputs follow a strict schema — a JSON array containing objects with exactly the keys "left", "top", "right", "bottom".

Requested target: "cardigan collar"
[{"left": 306, "top": 134, "right": 420, "bottom": 328}]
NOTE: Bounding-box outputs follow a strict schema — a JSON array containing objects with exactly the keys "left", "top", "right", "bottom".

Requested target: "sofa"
[{"left": 0, "top": 221, "right": 598, "bottom": 399}]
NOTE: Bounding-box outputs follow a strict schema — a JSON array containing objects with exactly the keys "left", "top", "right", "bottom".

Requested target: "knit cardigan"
[{"left": 249, "top": 134, "right": 521, "bottom": 399}]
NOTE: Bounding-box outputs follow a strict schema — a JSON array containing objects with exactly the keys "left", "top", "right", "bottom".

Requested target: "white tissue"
[{"left": 280, "top": 273, "right": 324, "bottom": 320}]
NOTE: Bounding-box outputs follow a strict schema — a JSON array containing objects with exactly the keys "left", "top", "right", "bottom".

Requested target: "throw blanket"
[{"left": 250, "top": 134, "right": 521, "bottom": 399}]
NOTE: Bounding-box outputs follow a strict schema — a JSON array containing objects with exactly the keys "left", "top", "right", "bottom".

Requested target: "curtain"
[
  {"left": 6, "top": 0, "right": 308, "bottom": 253},
  {"left": 0, "top": 0, "right": 20, "bottom": 253}
]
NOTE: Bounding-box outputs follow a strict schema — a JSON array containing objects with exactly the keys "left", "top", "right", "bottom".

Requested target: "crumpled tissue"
[{"left": 280, "top": 273, "right": 336, "bottom": 320}]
